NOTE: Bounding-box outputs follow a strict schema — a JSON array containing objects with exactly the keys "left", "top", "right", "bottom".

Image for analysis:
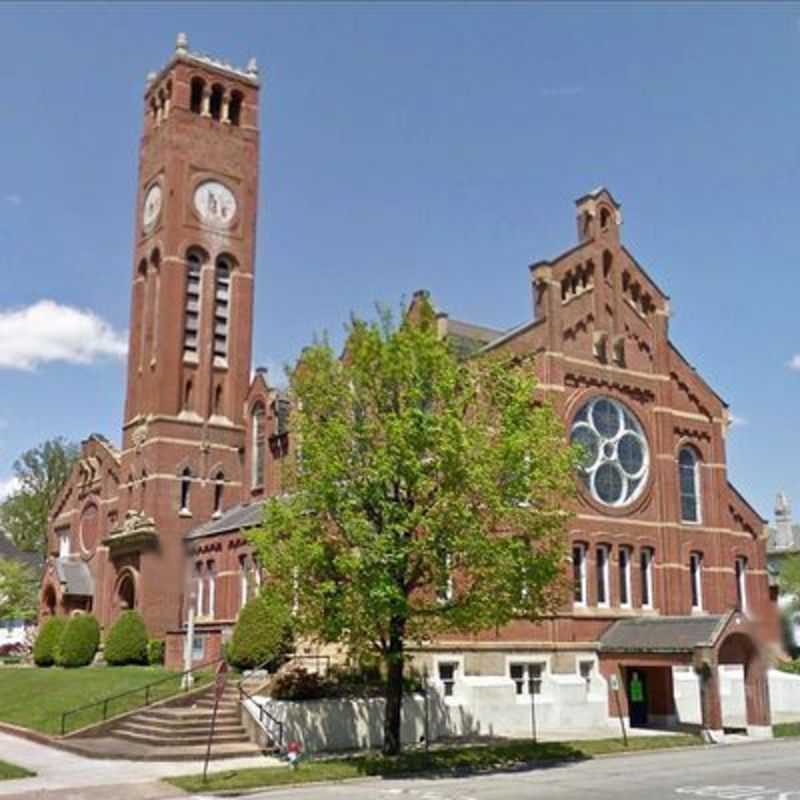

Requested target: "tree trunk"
[{"left": 382, "top": 618, "right": 406, "bottom": 756}]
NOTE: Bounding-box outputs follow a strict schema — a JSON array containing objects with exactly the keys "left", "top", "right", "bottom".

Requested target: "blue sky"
[{"left": 1, "top": 3, "right": 798, "bottom": 521}]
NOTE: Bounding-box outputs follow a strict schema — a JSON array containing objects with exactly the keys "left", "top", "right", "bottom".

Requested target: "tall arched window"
[
  {"left": 183, "top": 250, "right": 203, "bottom": 357},
  {"left": 149, "top": 249, "right": 161, "bottom": 363},
  {"left": 229, "top": 91, "right": 243, "bottom": 126},
  {"left": 209, "top": 84, "right": 224, "bottom": 121},
  {"left": 190, "top": 77, "right": 205, "bottom": 114},
  {"left": 213, "top": 471, "right": 224, "bottom": 514},
  {"left": 679, "top": 447, "right": 701, "bottom": 523},
  {"left": 251, "top": 403, "right": 266, "bottom": 489},
  {"left": 184, "top": 379, "right": 193, "bottom": 411},
  {"left": 213, "top": 256, "right": 232, "bottom": 361},
  {"left": 180, "top": 467, "right": 192, "bottom": 513}
]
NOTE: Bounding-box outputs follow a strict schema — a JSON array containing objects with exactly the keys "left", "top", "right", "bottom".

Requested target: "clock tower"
[{"left": 118, "top": 34, "right": 261, "bottom": 636}]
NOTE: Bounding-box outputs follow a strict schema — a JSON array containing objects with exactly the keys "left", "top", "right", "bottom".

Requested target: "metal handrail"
[
  {"left": 60, "top": 657, "right": 224, "bottom": 736},
  {"left": 239, "top": 682, "right": 284, "bottom": 751}
]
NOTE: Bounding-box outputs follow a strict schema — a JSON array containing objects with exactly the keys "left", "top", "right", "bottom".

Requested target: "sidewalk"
[{"left": 0, "top": 731, "right": 280, "bottom": 797}]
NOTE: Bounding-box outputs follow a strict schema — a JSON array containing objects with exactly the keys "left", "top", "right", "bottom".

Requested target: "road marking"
[{"left": 676, "top": 787, "right": 800, "bottom": 800}]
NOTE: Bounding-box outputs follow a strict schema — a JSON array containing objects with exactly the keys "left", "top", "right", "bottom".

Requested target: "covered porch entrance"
[{"left": 598, "top": 611, "right": 772, "bottom": 739}]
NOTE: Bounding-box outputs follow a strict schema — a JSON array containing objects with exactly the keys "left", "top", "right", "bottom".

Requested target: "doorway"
[
  {"left": 626, "top": 668, "right": 648, "bottom": 727},
  {"left": 117, "top": 572, "right": 136, "bottom": 611}
]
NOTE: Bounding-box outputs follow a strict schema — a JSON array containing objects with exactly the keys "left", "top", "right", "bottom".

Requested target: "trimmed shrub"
[
  {"left": 227, "top": 591, "right": 292, "bottom": 671},
  {"left": 779, "top": 659, "right": 800, "bottom": 676},
  {"left": 271, "top": 666, "right": 330, "bottom": 701},
  {"left": 56, "top": 614, "right": 100, "bottom": 668},
  {"left": 104, "top": 610, "right": 148, "bottom": 665},
  {"left": 147, "top": 639, "right": 165, "bottom": 666},
  {"left": 33, "top": 616, "right": 68, "bottom": 667}
]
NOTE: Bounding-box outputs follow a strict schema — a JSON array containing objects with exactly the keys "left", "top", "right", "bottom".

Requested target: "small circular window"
[{"left": 570, "top": 396, "right": 649, "bottom": 507}]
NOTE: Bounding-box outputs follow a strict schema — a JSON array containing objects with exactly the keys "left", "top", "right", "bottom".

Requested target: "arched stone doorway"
[
  {"left": 698, "top": 628, "right": 772, "bottom": 739},
  {"left": 718, "top": 632, "right": 771, "bottom": 737},
  {"left": 41, "top": 584, "right": 57, "bottom": 617},
  {"left": 114, "top": 570, "right": 137, "bottom": 613}
]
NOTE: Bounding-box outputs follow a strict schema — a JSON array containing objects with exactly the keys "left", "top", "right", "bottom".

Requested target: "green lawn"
[
  {"left": 167, "top": 735, "right": 702, "bottom": 793},
  {"left": 0, "top": 666, "right": 212, "bottom": 735},
  {"left": 0, "top": 760, "right": 35, "bottom": 781},
  {"left": 774, "top": 722, "right": 800, "bottom": 738}
]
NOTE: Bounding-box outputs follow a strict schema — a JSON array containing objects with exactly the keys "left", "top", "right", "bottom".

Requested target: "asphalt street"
[{"left": 217, "top": 740, "right": 800, "bottom": 800}]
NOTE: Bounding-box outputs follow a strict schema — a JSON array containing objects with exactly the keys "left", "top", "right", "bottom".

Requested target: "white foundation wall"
[
  {"left": 248, "top": 669, "right": 611, "bottom": 753},
  {"left": 673, "top": 667, "right": 800, "bottom": 726}
]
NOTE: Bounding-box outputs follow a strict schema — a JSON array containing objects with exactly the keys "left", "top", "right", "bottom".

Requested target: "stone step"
[
  {"left": 61, "top": 737, "right": 266, "bottom": 762},
  {"left": 142, "top": 707, "right": 241, "bottom": 723},
  {"left": 111, "top": 728, "right": 251, "bottom": 747},
  {"left": 193, "top": 701, "right": 241, "bottom": 712},
  {"left": 118, "top": 719, "right": 248, "bottom": 737}
]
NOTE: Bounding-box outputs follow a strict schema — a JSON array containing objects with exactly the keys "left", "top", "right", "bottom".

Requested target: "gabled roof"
[{"left": 185, "top": 502, "right": 265, "bottom": 541}]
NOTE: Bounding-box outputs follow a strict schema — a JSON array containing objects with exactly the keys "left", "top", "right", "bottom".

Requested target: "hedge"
[
  {"left": 56, "top": 614, "right": 100, "bottom": 667},
  {"left": 33, "top": 617, "right": 68, "bottom": 667},
  {"left": 104, "top": 610, "right": 148, "bottom": 665},
  {"left": 148, "top": 639, "right": 165, "bottom": 665},
  {"left": 226, "top": 591, "right": 292, "bottom": 671}
]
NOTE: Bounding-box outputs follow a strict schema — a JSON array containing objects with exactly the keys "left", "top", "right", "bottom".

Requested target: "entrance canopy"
[
  {"left": 54, "top": 558, "right": 94, "bottom": 597},
  {"left": 599, "top": 615, "right": 727, "bottom": 655},
  {"left": 598, "top": 611, "right": 772, "bottom": 736}
]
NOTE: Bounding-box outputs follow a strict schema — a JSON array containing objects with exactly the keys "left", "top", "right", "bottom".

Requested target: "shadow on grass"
[{"left": 355, "top": 741, "right": 587, "bottom": 780}]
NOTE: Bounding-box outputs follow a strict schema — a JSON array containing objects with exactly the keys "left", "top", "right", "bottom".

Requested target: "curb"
[{"left": 169, "top": 735, "right": 800, "bottom": 797}]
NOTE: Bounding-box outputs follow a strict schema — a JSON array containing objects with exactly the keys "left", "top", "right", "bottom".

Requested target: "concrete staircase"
[{"left": 64, "top": 683, "right": 266, "bottom": 761}]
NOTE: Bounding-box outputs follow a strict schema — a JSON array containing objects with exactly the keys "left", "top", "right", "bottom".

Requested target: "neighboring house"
[
  {"left": 0, "top": 531, "right": 42, "bottom": 647},
  {"left": 39, "top": 33, "right": 780, "bottom": 739},
  {"left": 767, "top": 492, "right": 800, "bottom": 651}
]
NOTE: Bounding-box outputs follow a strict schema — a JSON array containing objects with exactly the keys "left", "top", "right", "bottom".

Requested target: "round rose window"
[{"left": 570, "top": 397, "right": 649, "bottom": 507}]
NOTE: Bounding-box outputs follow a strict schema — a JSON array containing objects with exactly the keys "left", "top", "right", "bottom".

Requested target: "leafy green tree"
[
  {"left": 0, "top": 438, "right": 79, "bottom": 556},
  {"left": 779, "top": 554, "right": 800, "bottom": 605},
  {"left": 250, "top": 299, "right": 578, "bottom": 755},
  {"left": 0, "top": 559, "right": 38, "bottom": 621},
  {"left": 104, "top": 610, "right": 148, "bottom": 665},
  {"left": 56, "top": 613, "right": 100, "bottom": 667},
  {"left": 779, "top": 554, "right": 800, "bottom": 656}
]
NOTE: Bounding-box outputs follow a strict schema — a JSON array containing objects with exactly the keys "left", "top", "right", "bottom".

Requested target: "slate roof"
[
  {"left": 185, "top": 502, "right": 265, "bottom": 541},
  {"left": 0, "top": 532, "right": 43, "bottom": 572},
  {"left": 445, "top": 318, "right": 506, "bottom": 358},
  {"left": 54, "top": 558, "right": 94, "bottom": 597},
  {"left": 599, "top": 615, "right": 727, "bottom": 654}
]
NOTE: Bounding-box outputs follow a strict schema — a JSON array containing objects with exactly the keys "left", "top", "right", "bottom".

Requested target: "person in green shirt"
[{"left": 630, "top": 672, "right": 644, "bottom": 704}]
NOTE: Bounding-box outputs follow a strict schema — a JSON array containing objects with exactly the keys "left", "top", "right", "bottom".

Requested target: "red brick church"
[{"left": 40, "top": 36, "right": 778, "bottom": 738}]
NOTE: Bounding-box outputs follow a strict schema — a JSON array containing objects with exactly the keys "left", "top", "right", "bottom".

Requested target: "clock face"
[
  {"left": 193, "top": 181, "right": 237, "bottom": 226},
  {"left": 142, "top": 184, "right": 162, "bottom": 229}
]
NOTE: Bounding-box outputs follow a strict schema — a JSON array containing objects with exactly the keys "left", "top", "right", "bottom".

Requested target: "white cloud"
[
  {"left": 4, "top": 194, "right": 21, "bottom": 206},
  {"left": 0, "top": 300, "right": 127, "bottom": 370},
  {"left": 788, "top": 354, "right": 800, "bottom": 371},
  {"left": 729, "top": 414, "right": 747, "bottom": 428},
  {"left": 0, "top": 476, "right": 20, "bottom": 501}
]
